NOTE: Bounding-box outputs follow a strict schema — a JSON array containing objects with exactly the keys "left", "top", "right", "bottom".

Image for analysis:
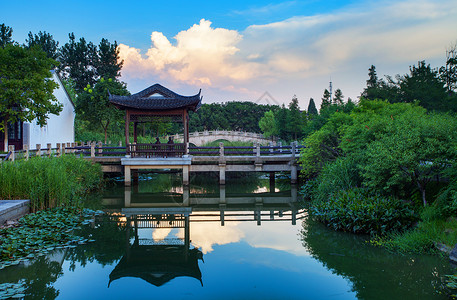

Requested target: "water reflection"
[
  {"left": 0, "top": 174, "right": 454, "bottom": 299},
  {"left": 301, "top": 219, "right": 453, "bottom": 299},
  {"left": 109, "top": 210, "right": 203, "bottom": 287},
  {"left": 106, "top": 182, "right": 304, "bottom": 287}
]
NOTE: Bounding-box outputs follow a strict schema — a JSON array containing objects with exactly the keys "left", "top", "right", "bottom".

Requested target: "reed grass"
[{"left": 0, "top": 155, "right": 103, "bottom": 212}]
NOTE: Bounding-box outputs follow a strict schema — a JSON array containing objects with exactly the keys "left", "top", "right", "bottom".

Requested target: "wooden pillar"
[
  {"left": 125, "top": 111, "right": 130, "bottom": 154},
  {"left": 184, "top": 216, "right": 190, "bottom": 258},
  {"left": 90, "top": 142, "right": 95, "bottom": 158},
  {"left": 269, "top": 172, "right": 275, "bottom": 192},
  {"left": 24, "top": 144, "right": 29, "bottom": 160},
  {"left": 36, "top": 144, "right": 41, "bottom": 157},
  {"left": 8, "top": 145, "right": 15, "bottom": 161},
  {"left": 98, "top": 141, "right": 103, "bottom": 154},
  {"left": 61, "top": 143, "right": 65, "bottom": 155},
  {"left": 56, "top": 143, "right": 61, "bottom": 157},
  {"left": 183, "top": 110, "right": 189, "bottom": 154},
  {"left": 47, "top": 143, "right": 52, "bottom": 157},
  {"left": 132, "top": 170, "right": 139, "bottom": 187},
  {"left": 133, "top": 122, "right": 138, "bottom": 144}
]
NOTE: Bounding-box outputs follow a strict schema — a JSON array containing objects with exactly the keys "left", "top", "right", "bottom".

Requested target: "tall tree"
[
  {"left": 308, "top": 98, "right": 318, "bottom": 116},
  {"left": 259, "top": 110, "right": 278, "bottom": 138},
  {"left": 25, "top": 31, "right": 59, "bottom": 60},
  {"left": 0, "top": 45, "right": 62, "bottom": 151},
  {"left": 333, "top": 89, "right": 344, "bottom": 105},
  {"left": 440, "top": 43, "right": 457, "bottom": 94},
  {"left": 0, "top": 24, "right": 13, "bottom": 48},
  {"left": 287, "top": 95, "right": 305, "bottom": 140},
  {"left": 58, "top": 33, "right": 97, "bottom": 92},
  {"left": 95, "top": 38, "right": 123, "bottom": 79},
  {"left": 75, "top": 78, "right": 129, "bottom": 143},
  {"left": 399, "top": 61, "right": 448, "bottom": 111},
  {"left": 320, "top": 89, "right": 331, "bottom": 110},
  {"left": 276, "top": 104, "right": 289, "bottom": 140}
]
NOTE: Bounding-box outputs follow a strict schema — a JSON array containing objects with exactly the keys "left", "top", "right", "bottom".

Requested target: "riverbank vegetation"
[
  {"left": 0, "top": 155, "right": 103, "bottom": 212},
  {"left": 299, "top": 49, "right": 457, "bottom": 255}
]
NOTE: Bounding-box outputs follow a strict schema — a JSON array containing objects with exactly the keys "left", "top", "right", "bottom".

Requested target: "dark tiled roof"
[{"left": 109, "top": 83, "right": 202, "bottom": 111}]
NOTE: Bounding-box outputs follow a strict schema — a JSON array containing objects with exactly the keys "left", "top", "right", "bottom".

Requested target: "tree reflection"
[
  {"left": 301, "top": 219, "right": 452, "bottom": 299},
  {"left": 65, "top": 214, "right": 130, "bottom": 270},
  {"left": 0, "top": 254, "right": 64, "bottom": 299}
]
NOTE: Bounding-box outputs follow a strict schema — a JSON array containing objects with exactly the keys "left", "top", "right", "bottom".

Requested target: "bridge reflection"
[
  {"left": 103, "top": 184, "right": 305, "bottom": 226},
  {"left": 105, "top": 185, "right": 305, "bottom": 288}
]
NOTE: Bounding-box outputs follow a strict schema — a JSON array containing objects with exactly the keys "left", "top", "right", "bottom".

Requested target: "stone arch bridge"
[{"left": 167, "top": 130, "right": 276, "bottom": 146}]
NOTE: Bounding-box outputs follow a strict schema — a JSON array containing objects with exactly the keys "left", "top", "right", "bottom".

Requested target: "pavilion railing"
[{"left": 127, "top": 143, "right": 186, "bottom": 158}]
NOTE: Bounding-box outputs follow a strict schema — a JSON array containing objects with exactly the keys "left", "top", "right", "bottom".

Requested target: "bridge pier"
[
  {"left": 219, "top": 163, "right": 226, "bottom": 185},
  {"left": 291, "top": 165, "right": 298, "bottom": 184},
  {"left": 269, "top": 172, "right": 275, "bottom": 192}
]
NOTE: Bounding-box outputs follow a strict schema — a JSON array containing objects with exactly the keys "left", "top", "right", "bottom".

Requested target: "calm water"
[{"left": 0, "top": 173, "right": 454, "bottom": 299}]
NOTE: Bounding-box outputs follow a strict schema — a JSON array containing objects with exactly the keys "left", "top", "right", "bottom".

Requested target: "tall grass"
[
  {"left": 0, "top": 155, "right": 103, "bottom": 212},
  {"left": 370, "top": 207, "right": 457, "bottom": 254}
]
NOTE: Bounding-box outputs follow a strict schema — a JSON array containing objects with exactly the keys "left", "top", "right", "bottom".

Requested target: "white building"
[{"left": 23, "top": 70, "right": 75, "bottom": 149}]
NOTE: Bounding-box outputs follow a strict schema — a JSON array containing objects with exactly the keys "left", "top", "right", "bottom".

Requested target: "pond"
[{"left": 0, "top": 173, "right": 454, "bottom": 299}]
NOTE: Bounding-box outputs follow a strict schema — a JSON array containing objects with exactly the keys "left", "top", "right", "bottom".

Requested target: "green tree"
[
  {"left": 287, "top": 95, "right": 305, "bottom": 140},
  {"left": 360, "top": 107, "right": 457, "bottom": 206},
  {"left": 307, "top": 98, "right": 318, "bottom": 116},
  {"left": 0, "top": 23, "right": 13, "bottom": 48},
  {"left": 0, "top": 45, "right": 62, "bottom": 151},
  {"left": 320, "top": 89, "right": 331, "bottom": 110},
  {"left": 299, "top": 112, "right": 353, "bottom": 178},
  {"left": 275, "top": 104, "right": 290, "bottom": 141},
  {"left": 259, "top": 110, "right": 278, "bottom": 138},
  {"left": 333, "top": 89, "right": 344, "bottom": 105},
  {"left": 75, "top": 78, "right": 129, "bottom": 143},
  {"left": 95, "top": 38, "right": 123, "bottom": 79},
  {"left": 399, "top": 61, "right": 448, "bottom": 111},
  {"left": 439, "top": 44, "right": 457, "bottom": 94},
  {"left": 25, "top": 31, "right": 59, "bottom": 60},
  {"left": 59, "top": 33, "right": 97, "bottom": 92}
]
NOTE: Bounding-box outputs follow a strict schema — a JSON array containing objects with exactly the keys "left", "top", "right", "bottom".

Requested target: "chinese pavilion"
[{"left": 109, "top": 83, "right": 202, "bottom": 157}]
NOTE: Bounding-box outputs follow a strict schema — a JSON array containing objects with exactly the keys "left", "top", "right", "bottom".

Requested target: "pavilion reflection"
[
  {"left": 106, "top": 185, "right": 305, "bottom": 288},
  {"left": 109, "top": 208, "right": 203, "bottom": 287}
]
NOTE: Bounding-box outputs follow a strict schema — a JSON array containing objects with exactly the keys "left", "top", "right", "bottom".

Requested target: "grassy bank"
[{"left": 0, "top": 155, "right": 103, "bottom": 211}]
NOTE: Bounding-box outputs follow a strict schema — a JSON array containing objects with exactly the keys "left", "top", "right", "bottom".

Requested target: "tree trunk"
[
  {"left": 102, "top": 120, "right": 110, "bottom": 144},
  {"left": 3, "top": 118, "right": 8, "bottom": 152},
  {"left": 421, "top": 188, "right": 427, "bottom": 206}
]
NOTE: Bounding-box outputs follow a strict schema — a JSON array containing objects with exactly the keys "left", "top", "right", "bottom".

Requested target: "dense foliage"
[
  {"left": 190, "top": 101, "right": 277, "bottom": 133},
  {"left": 258, "top": 96, "right": 308, "bottom": 141},
  {"left": 311, "top": 188, "right": 417, "bottom": 235},
  {"left": 300, "top": 54, "right": 457, "bottom": 252},
  {"left": 75, "top": 78, "right": 129, "bottom": 143},
  {"left": 0, "top": 156, "right": 103, "bottom": 211},
  {"left": 0, "top": 44, "right": 62, "bottom": 151}
]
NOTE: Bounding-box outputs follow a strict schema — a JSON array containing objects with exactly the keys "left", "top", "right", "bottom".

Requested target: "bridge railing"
[
  {"left": 3, "top": 142, "right": 304, "bottom": 161},
  {"left": 188, "top": 143, "right": 304, "bottom": 156}
]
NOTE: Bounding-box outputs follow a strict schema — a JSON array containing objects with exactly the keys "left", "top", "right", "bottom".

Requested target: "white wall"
[{"left": 24, "top": 71, "right": 75, "bottom": 149}]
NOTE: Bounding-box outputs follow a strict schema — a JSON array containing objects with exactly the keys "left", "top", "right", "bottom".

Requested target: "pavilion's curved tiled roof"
[{"left": 109, "top": 83, "right": 202, "bottom": 111}]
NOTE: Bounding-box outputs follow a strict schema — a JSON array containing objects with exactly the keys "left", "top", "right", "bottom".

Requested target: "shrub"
[
  {"left": 310, "top": 188, "right": 417, "bottom": 235},
  {"left": 370, "top": 211, "right": 457, "bottom": 254},
  {"left": 311, "top": 157, "right": 362, "bottom": 202}
]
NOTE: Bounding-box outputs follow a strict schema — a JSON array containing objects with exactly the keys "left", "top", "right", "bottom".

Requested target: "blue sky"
[{"left": 3, "top": 0, "right": 457, "bottom": 108}]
